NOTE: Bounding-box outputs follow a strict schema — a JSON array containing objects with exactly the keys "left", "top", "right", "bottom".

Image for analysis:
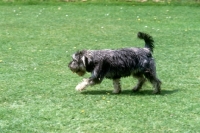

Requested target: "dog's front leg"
[
  {"left": 75, "top": 77, "right": 102, "bottom": 91},
  {"left": 75, "top": 73, "right": 103, "bottom": 92},
  {"left": 75, "top": 62, "right": 106, "bottom": 91},
  {"left": 87, "top": 62, "right": 106, "bottom": 85}
]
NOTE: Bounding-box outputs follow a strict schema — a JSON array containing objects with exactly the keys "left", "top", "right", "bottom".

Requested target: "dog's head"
[{"left": 68, "top": 50, "right": 87, "bottom": 76}]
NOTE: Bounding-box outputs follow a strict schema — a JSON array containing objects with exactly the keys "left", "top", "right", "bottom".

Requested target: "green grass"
[
  {"left": 0, "top": 2, "right": 200, "bottom": 133},
  {"left": 1, "top": 0, "right": 200, "bottom": 6}
]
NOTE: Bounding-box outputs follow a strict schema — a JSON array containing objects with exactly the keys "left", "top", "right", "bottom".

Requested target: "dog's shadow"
[{"left": 81, "top": 89, "right": 179, "bottom": 96}]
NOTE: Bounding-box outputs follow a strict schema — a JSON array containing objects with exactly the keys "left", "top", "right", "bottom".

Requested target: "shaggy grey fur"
[{"left": 68, "top": 32, "right": 161, "bottom": 94}]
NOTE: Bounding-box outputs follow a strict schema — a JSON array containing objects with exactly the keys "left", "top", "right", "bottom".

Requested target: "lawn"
[{"left": 0, "top": 1, "right": 200, "bottom": 133}]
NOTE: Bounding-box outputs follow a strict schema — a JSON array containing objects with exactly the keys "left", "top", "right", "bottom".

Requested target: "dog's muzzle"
[{"left": 68, "top": 61, "right": 86, "bottom": 76}]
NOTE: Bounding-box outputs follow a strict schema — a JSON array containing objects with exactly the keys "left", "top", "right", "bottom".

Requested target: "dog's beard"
[
  {"left": 69, "top": 68, "right": 86, "bottom": 76},
  {"left": 68, "top": 61, "right": 86, "bottom": 76},
  {"left": 75, "top": 64, "right": 86, "bottom": 76},
  {"left": 76, "top": 71, "right": 86, "bottom": 76}
]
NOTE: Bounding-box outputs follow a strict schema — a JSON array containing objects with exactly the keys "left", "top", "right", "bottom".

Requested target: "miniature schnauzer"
[{"left": 68, "top": 32, "right": 161, "bottom": 94}]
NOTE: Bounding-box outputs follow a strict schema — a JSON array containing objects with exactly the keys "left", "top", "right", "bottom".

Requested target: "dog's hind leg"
[
  {"left": 112, "top": 79, "right": 121, "bottom": 94},
  {"left": 152, "top": 78, "right": 161, "bottom": 94},
  {"left": 144, "top": 72, "right": 161, "bottom": 94},
  {"left": 132, "top": 74, "right": 146, "bottom": 92}
]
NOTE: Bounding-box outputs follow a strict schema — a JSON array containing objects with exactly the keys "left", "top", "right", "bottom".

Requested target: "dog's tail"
[{"left": 137, "top": 32, "right": 154, "bottom": 53}]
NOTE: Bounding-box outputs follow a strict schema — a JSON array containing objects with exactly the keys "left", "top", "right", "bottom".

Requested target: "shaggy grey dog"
[{"left": 68, "top": 32, "right": 161, "bottom": 94}]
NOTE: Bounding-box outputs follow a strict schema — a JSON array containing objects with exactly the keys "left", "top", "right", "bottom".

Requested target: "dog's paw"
[
  {"left": 152, "top": 90, "right": 161, "bottom": 95},
  {"left": 75, "top": 79, "right": 89, "bottom": 91},
  {"left": 112, "top": 89, "right": 121, "bottom": 94},
  {"left": 132, "top": 86, "right": 140, "bottom": 92}
]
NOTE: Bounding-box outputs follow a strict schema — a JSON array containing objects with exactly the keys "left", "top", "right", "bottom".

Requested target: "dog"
[{"left": 68, "top": 32, "right": 161, "bottom": 94}]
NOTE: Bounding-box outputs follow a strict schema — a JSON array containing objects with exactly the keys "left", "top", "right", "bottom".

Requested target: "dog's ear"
[
  {"left": 72, "top": 50, "right": 84, "bottom": 61},
  {"left": 77, "top": 50, "right": 86, "bottom": 59},
  {"left": 81, "top": 56, "right": 88, "bottom": 67},
  {"left": 72, "top": 54, "right": 78, "bottom": 61}
]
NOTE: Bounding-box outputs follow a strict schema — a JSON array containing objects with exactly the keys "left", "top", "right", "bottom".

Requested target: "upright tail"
[{"left": 137, "top": 32, "right": 154, "bottom": 53}]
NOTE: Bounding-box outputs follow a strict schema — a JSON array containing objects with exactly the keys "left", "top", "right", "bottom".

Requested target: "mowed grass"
[{"left": 0, "top": 2, "right": 200, "bottom": 133}]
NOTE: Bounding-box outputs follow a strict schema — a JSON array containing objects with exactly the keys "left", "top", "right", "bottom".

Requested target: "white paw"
[{"left": 75, "top": 79, "right": 89, "bottom": 91}]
